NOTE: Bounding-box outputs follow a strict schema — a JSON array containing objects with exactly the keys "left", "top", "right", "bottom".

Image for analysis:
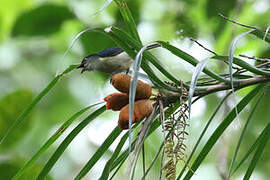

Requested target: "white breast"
[{"left": 98, "top": 52, "right": 133, "bottom": 73}]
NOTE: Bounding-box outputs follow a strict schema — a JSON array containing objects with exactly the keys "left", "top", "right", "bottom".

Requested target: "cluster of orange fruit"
[{"left": 104, "top": 74, "right": 153, "bottom": 130}]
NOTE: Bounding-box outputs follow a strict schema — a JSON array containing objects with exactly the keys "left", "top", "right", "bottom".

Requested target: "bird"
[{"left": 77, "top": 47, "right": 133, "bottom": 74}]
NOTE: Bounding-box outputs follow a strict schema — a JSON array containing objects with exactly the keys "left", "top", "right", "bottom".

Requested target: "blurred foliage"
[
  {"left": 0, "top": 161, "right": 52, "bottom": 180},
  {"left": 174, "top": 12, "right": 198, "bottom": 38},
  {"left": 115, "top": 0, "right": 141, "bottom": 30},
  {"left": 12, "top": 4, "right": 74, "bottom": 37},
  {"left": 80, "top": 31, "right": 116, "bottom": 55},
  {"left": 206, "top": 0, "right": 236, "bottom": 18},
  {"left": 0, "top": 0, "right": 33, "bottom": 42},
  {"left": 207, "top": 0, "right": 237, "bottom": 38},
  {"left": 0, "top": 89, "right": 33, "bottom": 150},
  {"left": 0, "top": 0, "right": 269, "bottom": 179}
]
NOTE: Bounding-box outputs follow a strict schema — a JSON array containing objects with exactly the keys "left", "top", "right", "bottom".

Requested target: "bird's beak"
[
  {"left": 77, "top": 63, "right": 86, "bottom": 73},
  {"left": 77, "top": 64, "right": 84, "bottom": 69},
  {"left": 81, "top": 68, "right": 86, "bottom": 74}
]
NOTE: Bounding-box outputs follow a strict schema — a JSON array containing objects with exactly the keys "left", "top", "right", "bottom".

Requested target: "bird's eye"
[{"left": 82, "top": 57, "right": 87, "bottom": 63}]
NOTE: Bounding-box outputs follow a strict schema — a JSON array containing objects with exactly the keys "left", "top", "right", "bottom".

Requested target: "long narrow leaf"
[
  {"left": 212, "top": 56, "right": 270, "bottom": 76},
  {"left": 232, "top": 127, "right": 264, "bottom": 174},
  {"left": 243, "top": 122, "right": 270, "bottom": 179},
  {"left": 227, "top": 32, "right": 260, "bottom": 167},
  {"left": 99, "top": 129, "right": 129, "bottom": 179},
  {"left": 12, "top": 102, "right": 103, "bottom": 180},
  {"left": 227, "top": 32, "right": 254, "bottom": 171},
  {"left": 0, "top": 64, "right": 78, "bottom": 145},
  {"left": 183, "top": 84, "right": 264, "bottom": 180},
  {"left": 109, "top": 153, "right": 128, "bottom": 180},
  {"left": 36, "top": 105, "right": 106, "bottom": 180},
  {"left": 98, "top": 121, "right": 140, "bottom": 180},
  {"left": 75, "top": 126, "right": 122, "bottom": 179},
  {"left": 177, "top": 91, "right": 233, "bottom": 179},
  {"left": 228, "top": 91, "right": 264, "bottom": 178},
  {"left": 157, "top": 41, "right": 230, "bottom": 84},
  {"left": 113, "top": 0, "right": 141, "bottom": 43},
  {"left": 251, "top": 29, "right": 270, "bottom": 43},
  {"left": 142, "top": 139, "right": 164, "bottom": 180}
]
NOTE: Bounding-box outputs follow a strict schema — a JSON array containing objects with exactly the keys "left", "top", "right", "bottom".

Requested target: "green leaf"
[
  {"left": 0, "top": 89, "right": 33, "bottom": 149},
  {"left": 76, "top": 119, "right": 141, "bottom": 179},
  {"left": 206, "top": 0, "right": 236, "bottom": 38},
  {"left": 228, "top": 91, "right": 264, "bottom": 178},
  {"left": 177, "top": 91, "right": 233, "bottom": 179},
  {"left": 36, "top": 105, "right": 106, "bottom": 180},
  {"left": 99, "top": 130, "right": 129, "bottom": 179},
  {"left": 12, "top": 4, "right": 74, "bottom": 37},
  {"left": 11, "top": 103, "right": 102, "bottom": 180},
  {"left": 80, "top": 30, "right": 117, "bottom": 55},
  {"left": 0, "top": 64, "right": 78, "bottom": 145},
  {"left": 206, "top": 0, "right": 236, "bottom": 19},
  {"left": 212, "top": 55, "right": 270, "bottom": 76},
  {"left": 109, "top": 153, "right": 128, "bottom": 180},
  {"left": 174, "top": 12, "right": 198, "bottom": 38},
  {"left": 142, "top": 138, "right": 164, "bottom": 179},
  {"left": 182, "top": 84, "right": 264, "bottom": 180},
  {"left": 157, "top": 41, "right": 230, "bottom": 84},
  {"left": 74, "top": 126, "right": 122, "bottom": 180},
  {"left": 113, "top": 0, "right": 141, "bottom": 44},
  {"left": 0, "top": 161, "right": 53, "bottom": 180},
  {"left": 243, "top": 122, "right": 270, "bottom": 179},
  {"left": 251, "top": 30, "right": 270, "bottom": 43},
  {"left": 232, "top": 127, "right": 263, "bottom": 174}
]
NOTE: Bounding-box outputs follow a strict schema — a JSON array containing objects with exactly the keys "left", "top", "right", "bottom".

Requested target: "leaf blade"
[
  {"left": 11, "top": 103, "right": 102, "bottom": 180},
  {"left": 243, "top": 122, "right": 270, "bottom": 179},
  {"left": 0, "top": 64, "right": 78, "bottom": 145},
  {"left": 113, "top": 0, "right": 141, "bottom": 43},
  {"left": 12, "top": 4, "right": 74, "bottom": 37},
  {"left": 74, "top": 126, "right": 122, "bottom": 180},
  {"left": 36, "top": 105, "right": 106, "bottom": 180},
  {"left": 228, "top": 91, "right": 264, "bottom": 178},
  {"left": 183, "top": 85, "right": 264, "bottom": 180}
]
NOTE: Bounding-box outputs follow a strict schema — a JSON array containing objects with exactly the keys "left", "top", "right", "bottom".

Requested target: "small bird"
[{"left": 77, "top": 47, "right": 133, "bottom": 74}]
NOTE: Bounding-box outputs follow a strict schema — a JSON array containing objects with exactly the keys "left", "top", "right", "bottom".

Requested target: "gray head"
[{"left": 77, "top": 54, "right": 99, "bottom": 73}]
